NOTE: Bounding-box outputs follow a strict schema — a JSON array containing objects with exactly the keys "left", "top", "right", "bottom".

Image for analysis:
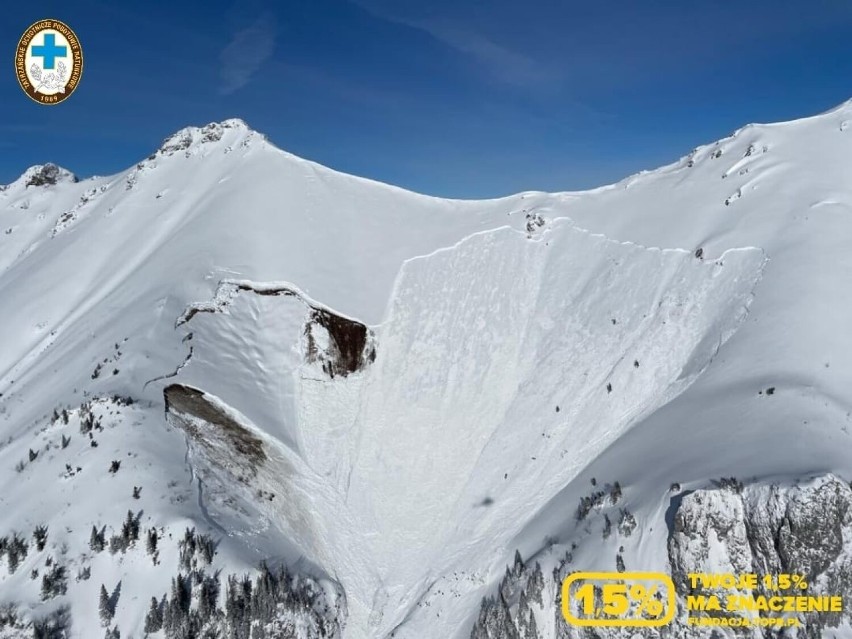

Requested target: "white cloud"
[
  {"left": 350, "top": 0, "right": 550, "bottom": 87},
  {"left": 414, "top": 20, "right": 550, "bottom": 87},
  {"left": 219, "top": 14, "right": 277, "bottom": 94}
]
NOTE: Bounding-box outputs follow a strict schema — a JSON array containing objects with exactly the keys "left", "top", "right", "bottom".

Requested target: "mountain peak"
[
  {"left": 14, "top": 163, "right": 78, "bottom": 188},
  {"left": 153, "top": 118, "right": 258, "bottom": 158}
]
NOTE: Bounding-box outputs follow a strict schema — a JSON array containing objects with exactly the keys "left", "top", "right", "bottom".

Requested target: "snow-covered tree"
[
  {"left": 99, "top": 584, "right": 114, "bottom": 626},
  {"left": 143, "top": 596, "right": 163, "bottom": 634}
]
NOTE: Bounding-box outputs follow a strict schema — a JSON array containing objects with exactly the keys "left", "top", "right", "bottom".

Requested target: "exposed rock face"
[
  {"left": 230, "top": 282, "right": 375, "bottom": 378},
  {"left": 470, "top": 476, "right": 852, "bottom": 639},
  {"left": 156, "top": 119, "right": 252, "bottom": 157},
  {"left": 305, "top": 307, "right": 375, "bottom": 378},
  {"left": 164, "top": 384, "right": 267, "bottom": 477},
  {"left": 178, "top": 279, "right": 376, "bottom": 379},
  {"left": 23, "top": 163, "right": 77, "bottom": 187},
  {"left": 667, "top": 475, "right": 852, "bottom": 638}
]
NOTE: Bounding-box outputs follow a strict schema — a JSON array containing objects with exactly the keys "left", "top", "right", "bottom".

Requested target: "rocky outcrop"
[
  {"left": 155, "top": 119, "right": 252, "bottom": 157},
  {"left": 667, "top": 474, "right": 852, "bottom": 638},
  {"left": 164, "top": 384, "right": 267, "bottom": 478},
  {"left": 22, "top": 163, "right": 77, "bottom": 187},
  {"left": 178, "top": 279, "right": 376, "bottom": 379},
  {"left": 468, "top": 475, "right": 852, "bottom": 639},
  {"left": 304, "top": 307, "right": 375, "bottom": 378}
]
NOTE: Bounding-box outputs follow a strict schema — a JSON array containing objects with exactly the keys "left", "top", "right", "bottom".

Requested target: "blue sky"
[{"left": 2, "top": 0, "right": 851, "bottom": 198}]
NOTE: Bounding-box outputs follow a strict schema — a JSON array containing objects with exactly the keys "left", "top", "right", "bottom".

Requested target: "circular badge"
[{"left": 15, "top": 19, "right": 83, "bottom": 105}]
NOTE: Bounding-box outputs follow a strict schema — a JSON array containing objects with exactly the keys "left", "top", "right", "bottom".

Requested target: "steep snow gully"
[{"left": 168, "top": 221, "right": 765, "bottom": 637}]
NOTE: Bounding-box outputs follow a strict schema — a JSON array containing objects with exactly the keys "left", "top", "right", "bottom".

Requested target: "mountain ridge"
[
  {"left": 0, "top": 99, "right": 851, "bottom": 638},
  {"left": 8, "top": 96, "right": 851, "bottom": 201}
]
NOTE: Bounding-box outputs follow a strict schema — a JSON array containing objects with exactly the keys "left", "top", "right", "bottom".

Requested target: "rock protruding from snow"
[
  {"left": 155, "top": 119, "right": 254, "bottom": 157},
  {"left": 178, "top": 279, "right": 376, "bottom": 379},
  {"left": 164, "top": 384, "right": 267, "bottom": 476},
  {"left": 17, "top": 163, "right": 78, "bottom": 188},
  {"left": 470, "top": 475, "right": 852, "bottom": 639},
  {"left": 667, "top": 475, "right": 852, "bottom": 637},
  {"left": 305, "top": 307, "right": 375, "bottom": 378}
]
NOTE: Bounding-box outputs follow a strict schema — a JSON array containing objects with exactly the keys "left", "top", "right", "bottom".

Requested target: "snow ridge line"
[
  {"left": 176, "top": 278, "right": 369, "bottom": 328},
  {"left": 379, "top": 218, "right": 767, "bottom": 327}
]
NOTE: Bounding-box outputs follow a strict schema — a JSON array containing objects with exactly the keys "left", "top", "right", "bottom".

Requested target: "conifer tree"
[
  {"left": 146, "top": 528, "right": 158, "bottom": 556},
  {"left": 527, "top": 562, "right": 544, "bottom": 607},
  {"left": 90, "top": 525, "right": 105, "bottom": 553},
  {"left": 33, "top": 525, "right": 48, "bottom": 551},
  {"left": 143, "top": 596, "right": 163, "bottom": 634},
  {"left": 98, "top": 584, "right": 113, "bottom": 626},
  {"left": 525, "top": 610, "right": 539, "bottom": 639}
]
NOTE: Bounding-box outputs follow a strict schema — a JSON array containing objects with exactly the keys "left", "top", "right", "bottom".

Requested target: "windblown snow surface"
[{"left": 0, "top": 102, "right": 851, "bottom": 638}]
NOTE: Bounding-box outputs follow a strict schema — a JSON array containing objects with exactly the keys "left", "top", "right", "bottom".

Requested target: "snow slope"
[{"left": 1, "top": 101, "right": 851, "bottom": 638}]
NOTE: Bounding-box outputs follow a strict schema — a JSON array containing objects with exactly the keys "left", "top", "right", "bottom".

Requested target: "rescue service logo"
[{"left": 15, "top": 19, "right": 83, "bottom": 105}]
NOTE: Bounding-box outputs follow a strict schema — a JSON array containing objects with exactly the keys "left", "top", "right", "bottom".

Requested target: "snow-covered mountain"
[{"left": 1, "top": 100, "right": 851, "bottom": 639}]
